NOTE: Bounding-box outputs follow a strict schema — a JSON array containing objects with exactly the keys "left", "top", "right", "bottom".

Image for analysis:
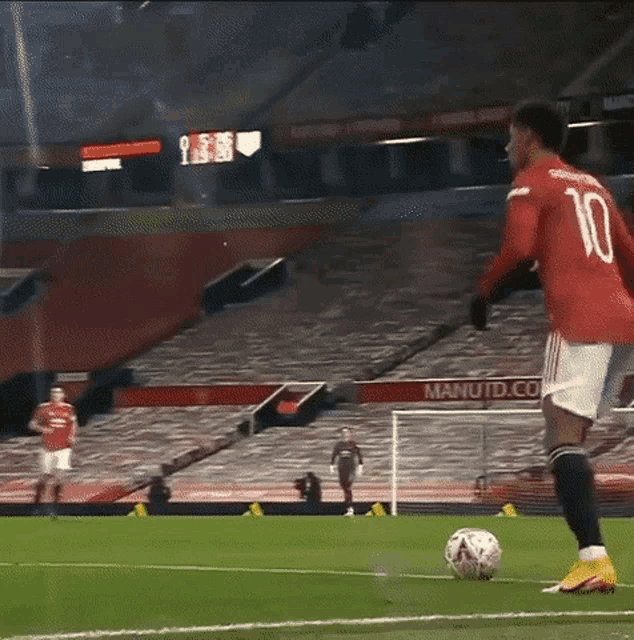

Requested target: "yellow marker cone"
[
  {"left": 128, "top": 503, "right": 148, "bottom": 517},
  {"left": 246, "top": 502, "right": 263, "bottom": 516},
  {"left": 366, "top": 503, "right": 386, "bottom": 517},
  {"left": 496, "top": 503, "right": 517, "bottom": 517},
  {"left": 372, "top": 502, "right": 386, "bottom": 516}
]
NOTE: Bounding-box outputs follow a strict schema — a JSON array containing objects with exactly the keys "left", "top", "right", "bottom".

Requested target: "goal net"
[{"left": 390, "top": 377, "right": 634, "bottom": 517}]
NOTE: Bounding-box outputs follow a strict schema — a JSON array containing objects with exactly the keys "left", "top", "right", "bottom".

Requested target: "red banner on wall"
[
  {"left": 357, "top": 377, "right": 542, "bottom": 404},
  {"left": 425, "top": 106, "right": 513, "bottom": 131},
  {"left": 272, "top": 106, "right": 513, "bottom": 148}
]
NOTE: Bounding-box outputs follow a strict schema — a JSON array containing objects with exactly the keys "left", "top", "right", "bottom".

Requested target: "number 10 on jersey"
[
  {"left": 179, "top": 131, "right": 235, "bottom": 166},
  {"left": 565, "top": 187, "right": 613, "bottom": 264}
]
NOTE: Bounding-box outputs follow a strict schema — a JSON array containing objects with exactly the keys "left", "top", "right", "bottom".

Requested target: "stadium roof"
[{"left": 0, "top": 2, "right": 633, "bottom": 146}]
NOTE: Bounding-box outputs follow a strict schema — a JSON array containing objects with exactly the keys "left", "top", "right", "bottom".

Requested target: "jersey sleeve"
[
  {"left": 68, "top": 404, "right": 78, "bottom": 442},
  {"left": 30, "top": 405, "right": 44, "bottom": 425},
  {"left": 611, "top": 203, "right": 634, "bottom": 298},
  {"left": 478, "top": 184, "right": 541, "bottom": 300},
  {"left": 355, "top": 445, "right": 363, "bottom": 465}
]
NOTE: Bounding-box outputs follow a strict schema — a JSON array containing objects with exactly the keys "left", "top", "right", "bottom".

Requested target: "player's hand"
[
  {"left": 358, "top": 465, "right": 363, "bottom": 477},
  {"left": 488, "top": 260, "right": 541, "bottom": 304},
  {"left": 470, "top": 295, "right": 488, "bottom": 331},
  {"left": 330, "top": 465, "right": 334, "bottom": 474}
]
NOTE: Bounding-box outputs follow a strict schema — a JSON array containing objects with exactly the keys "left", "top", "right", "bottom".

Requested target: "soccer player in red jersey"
[
  {"left": 330, "top": 428, "right": 363, "bottom": 516},
  {"left": 471, "top": 100, "right": 634, "bottom": 594},
  {"left": 29, "top": 386, "right": 78, "bottom": 518}
]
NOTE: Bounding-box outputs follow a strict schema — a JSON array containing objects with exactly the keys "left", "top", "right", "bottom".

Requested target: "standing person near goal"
[
  {"left": 470, "top": 99, "right": 634, "bottom": 594},
  {"left": 330, "top": 428, "right": 363, "bottom": 516},
  {"left": 29, "top": 386, "right": 78, "bottom": 518}
]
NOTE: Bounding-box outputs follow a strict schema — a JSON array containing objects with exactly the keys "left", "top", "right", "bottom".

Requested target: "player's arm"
[
  {"left": 330, "top": 443, "right": 339, "bottom": 473},
  {"left": 355, "top": 445, "right": 363, "bottom": 476},
  {"left": 28, "top": 407, "right": 44, "bottom": 433},
  {"left": 478, "top": 186, "right": 540, "bottom": 299},
  {"left": 471, "top": 186, "right": 540, "bottom": 329},
  {"left": 69, "top": 410, "right": 78, "bottom": 446}
]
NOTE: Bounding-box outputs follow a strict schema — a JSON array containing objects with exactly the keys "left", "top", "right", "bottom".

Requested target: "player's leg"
[
  {"left": 543, "top": 396, "right": 603, "bottom": 552},
  {"left": 541, "top": 334, "right": 616, "bottom": 593},
  {"left": 339, "top": 462, "right": 354, "bottom": 515},
  {"left": 341, "top": 483, "right": 354, "bottom": 516},
  {"left": 49, "top": 448, "right": 71, "bottom": 518},
  {"left": 52, "top": 469, "right": 63, "bottom": 514},
  {"left": 34, "top": 449, "right": 52, "bottom": 514},
  {"left": 33, "top": 476, "right": 47, "bottom": 505}
]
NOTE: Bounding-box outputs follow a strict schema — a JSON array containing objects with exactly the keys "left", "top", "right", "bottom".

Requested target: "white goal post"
[{"left": 390, "top": 399, "right": 633, "bottom": 517}]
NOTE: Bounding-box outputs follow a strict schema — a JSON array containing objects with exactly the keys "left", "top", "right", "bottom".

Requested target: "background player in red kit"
[
  {"left": 471, "top": 100, "right": 634, "bottom": 594},
  {"left": 330, "top": 427, "right": 363, "bottom": 516},
  {"left": 29, "top": 386, "right": 78, "bottom": 517}
]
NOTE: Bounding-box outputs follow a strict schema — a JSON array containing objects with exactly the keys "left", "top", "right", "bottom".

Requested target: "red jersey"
[
  {"left": 31, "top": 402, "right": 76, "bottom": 451},
  {"left": 479, "top": 155, "right": 634, "bottom": 343}
]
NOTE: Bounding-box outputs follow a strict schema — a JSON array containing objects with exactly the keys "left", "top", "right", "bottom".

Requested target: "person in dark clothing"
[
  {"left": 294, "top": 471, "right": 322, "bottom": 514},
  {"left": 148, "top": 474, "right": 171, "bottom": 515},
  {"left": 330, "top": 428, "right": 363, "bottom": 516}
]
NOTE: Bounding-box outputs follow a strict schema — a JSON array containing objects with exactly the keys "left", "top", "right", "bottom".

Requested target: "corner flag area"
[{"left": 1, "top": 516, "right": 633, "bottom": 639}]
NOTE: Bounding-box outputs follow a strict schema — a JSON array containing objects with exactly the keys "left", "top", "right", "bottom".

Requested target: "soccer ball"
[{"left": 444, "top": 528, "right": 501, "bottom": 580}]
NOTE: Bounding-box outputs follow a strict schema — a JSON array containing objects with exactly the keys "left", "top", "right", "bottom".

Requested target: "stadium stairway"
[
  {"left": 201, "top": 257, "right": 288, "bottom": 313},
  {"left": 0, "top": 268, "right": 41, "bottom": 314}
]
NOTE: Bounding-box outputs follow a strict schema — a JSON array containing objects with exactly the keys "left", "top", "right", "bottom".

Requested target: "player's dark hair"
[{"left": 512, "top": 100, "right": 566, "bottom": 153}]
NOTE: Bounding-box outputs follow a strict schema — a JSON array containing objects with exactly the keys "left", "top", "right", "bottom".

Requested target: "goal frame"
[{"left": 390, "top": 406, "right": 630, "bottom": 516}]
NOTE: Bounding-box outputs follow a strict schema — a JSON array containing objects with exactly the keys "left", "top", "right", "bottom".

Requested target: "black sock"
[
  {"left": 34, "top": 481, "right": 46, "bottom": 504},
  {"left": 550, "top": 446, "right": 603, "bottom": 550}
]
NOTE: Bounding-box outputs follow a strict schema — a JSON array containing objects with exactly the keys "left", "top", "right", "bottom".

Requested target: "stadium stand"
[
  {"left": 129, "top": 214, "right": 504, "bottom": 386},
  {"left": 385, "top": 293, "right": 548, "bottom": 380},
  {"left": 0, "top": 406, "right": 252, "bottom": 502},
  {"left": 3, "top": 209, "right": 634, "bottom": 512},
  {"left": 0, "top": 192, "right": 630, "bottom": 510},
  {"left": 147, "top": 364, "right": 634, "bottom": 513},
  {"left": 103, "top": 283, "right": 632, "bottom": 512}
]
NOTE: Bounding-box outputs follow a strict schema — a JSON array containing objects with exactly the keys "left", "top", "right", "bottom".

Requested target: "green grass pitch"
[{"left": 0, "top": 515, "right": 633, "bottom": 639}]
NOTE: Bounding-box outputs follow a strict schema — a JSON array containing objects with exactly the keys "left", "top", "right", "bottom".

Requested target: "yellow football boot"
[{"left": 542, "top": 557, "right": 616, "bottom": 594}]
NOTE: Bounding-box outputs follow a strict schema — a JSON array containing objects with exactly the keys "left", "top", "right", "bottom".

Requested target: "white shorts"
[
  {"left": 541, "top": 331, "right": 634, "bottom": 420},
  {"left": 40, "top": 448, "right": 72, "bottom": 475}
]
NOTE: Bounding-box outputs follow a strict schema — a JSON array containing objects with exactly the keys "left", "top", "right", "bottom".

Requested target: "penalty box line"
[
  {"left": 1, "top": 560, "right": 634, "bottom": 589},
  {"left": 3, "top": 610, "right": 634, "bottom": 640}
]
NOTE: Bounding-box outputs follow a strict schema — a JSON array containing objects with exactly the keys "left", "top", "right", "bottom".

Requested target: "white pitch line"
[
  {"left": 4, "top": 560, "right": 634, "bottom": 589},
  {"left": 3, "top": 610, "right": 634, "bottom": 640}
]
